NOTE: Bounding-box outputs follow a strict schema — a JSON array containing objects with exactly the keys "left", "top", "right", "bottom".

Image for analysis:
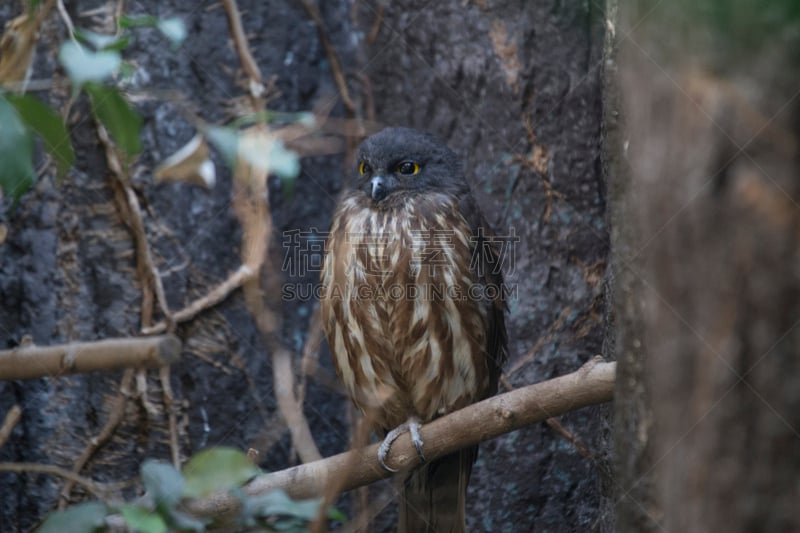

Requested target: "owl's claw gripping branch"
[{"left": 378, "top": 417, "right": 426, "bottom": 472}]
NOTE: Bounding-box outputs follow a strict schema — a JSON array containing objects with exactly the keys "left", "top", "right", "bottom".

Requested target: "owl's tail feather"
[{"left": 397, "top": 446, "right": 476, "bottom": 533}]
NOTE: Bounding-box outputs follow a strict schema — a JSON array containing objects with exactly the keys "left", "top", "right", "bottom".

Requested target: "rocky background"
[{"left": 0, "top": 1, "right": 611, "bottom": 531}]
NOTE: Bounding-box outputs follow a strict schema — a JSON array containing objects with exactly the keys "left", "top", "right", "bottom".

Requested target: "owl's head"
[{"left": 351, "top": 127, "right": 467, "bottom": 206}]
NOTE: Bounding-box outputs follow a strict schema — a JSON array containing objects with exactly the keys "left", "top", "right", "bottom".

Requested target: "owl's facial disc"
[{"left": 354, "top": 127, "right": 467, "bottom": 205}]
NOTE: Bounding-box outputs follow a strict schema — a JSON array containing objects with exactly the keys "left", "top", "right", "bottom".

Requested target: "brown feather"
[{"left": 398, "top": 448, "right": 476, "bottom": 533}]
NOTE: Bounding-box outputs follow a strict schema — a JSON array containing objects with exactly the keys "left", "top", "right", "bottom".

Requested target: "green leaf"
[
  {"left": 119, "top": 14, "right": 159, "bottom": 29},
  {"left": 119, "top": 62, "right": 137, "bottom": 81},
  {"left": 243, "top": 490, "right": 344, "bottom": 530},
  {"left": 247, "top": 490, "right": 322, "bottom": 521},
  {"left": 120, "top": 504, "right": 167, "bottom": 533},
  {"left": 100, "top": 35, "right": 131, "bottom": 52},
  {"left": 0, "top": 96, "right": 36, "bottom": 203},
  {"left": 6, "top": 94, "right": 74, "bottom": 179},
  {"left": 327, "top": 506, "right": 347, "bottom": 523},
  {"left": 141, "top": 460, "right": 185, "bottom": 508},
  {"left": 58, "top": 41, "right": 121, "bottom": 86},
  {"left": 165, "top": 509, "right": 206, "bottom": 532},
  {"left": 36, "top": 502, "right": 107, "bottom": 533},
  {"left": 84, "top": 83, "right": 142, "bottom": 160},
  {"left": 182, "top": 447, "right": 260, "bottom": 499},
  {"left": 205, "top": 126, "right": 239, "bottom": 168},
  {"left": 157, "top": 17, "right": 187, "bottom": 47},
  {"left": 231, "top": 110, "right": 317, "bottom": 129},
  {"left": 74, "top": 28, "right": 130, "bottom": 51}
]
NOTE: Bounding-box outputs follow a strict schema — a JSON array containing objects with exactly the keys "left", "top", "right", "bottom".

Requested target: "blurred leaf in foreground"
[
  {"left": 58, "top": 41, "right": 121, "bottom": 87},
  {"left": 141, "top": 460, "right": 185, "bottom": 509},
  {"left": 0, "top": 95, "right": 35, "bottom": 203},
  {"left": 182, "top": 447, "right": 260, "bottom": 499},
  {"left": 6, "top": 93, "right": 74, "bottom": 179},
  {"left": 36, "top": 502, "right": 107, "bottom": 533},
  {"left": 84, "top": 83, "right": 142, "bottom": 161},
  {"left": 120, "top": 504, "right": 167, "bottom": 533}
]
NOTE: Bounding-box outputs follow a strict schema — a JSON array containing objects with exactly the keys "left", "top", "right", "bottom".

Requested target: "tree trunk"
[{"left": 613, "top": 1, "right": 800, "bottom": 531}]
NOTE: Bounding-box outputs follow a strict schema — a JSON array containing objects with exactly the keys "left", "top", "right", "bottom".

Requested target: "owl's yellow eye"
[
  {"left": 397, "top": 161, "right": 420, "bottom": 175},
  {"left": 359, "top": 162, "right": 370, "bottom": 175}
]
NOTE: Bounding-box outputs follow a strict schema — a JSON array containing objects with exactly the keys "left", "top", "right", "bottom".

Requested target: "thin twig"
[
  {"left": 310, "top": 407, "right": 372, "bottom": 531},
  {"left": 184, "top": 359, "right": 616, "bottom": 522},
  {"left": 59, "top": 369, "right": 135, "bottom": 507},
  {"left": 97, "top": 122, "right": 173, "bottom": 329},
  {"left": 160, "top": 366, "right": 181, "bottom": 467},
  {"left": 545, "top": 417, "right": 595, "bottom": 461},
  {"left": 56, "top": 0, "right": 78, "bottom": 43},
  {"left": 297, "top": 303, "right": 323, "bottom": 407},
  {"left": 102, "top": 115, "right": 185, "bottom": 467},
  {"left": 296, "top": 0, "right": 356, "bottom": 113},
  {"left": 141, "top": 264, "right": 255, "bottom": 335},
  {"left": 123, "top": 183, "right": 173, "bottom": 324},
  {"left": 230, "top": 126, "right": 322, "bottom": 464},
  {"left": 113, "top": 0, "right": 125, "bottom": 38},
  {"left": 0, "top": 405, "right": 22, "bottom": 448},
  {"left": 0, "top": 462, "right": 122, "bottom": 500},
  {"left": 136, "top": 368, "right": 159, "bottom": 418},
  {"left": 220, "top": 0, "right": 263, "bottom": 85},
  {"left": 366, "top": 3, "right": 384, "bottom": 44},
  {"left": 270, "top": 346, "right": 323, "bottom": 463}
]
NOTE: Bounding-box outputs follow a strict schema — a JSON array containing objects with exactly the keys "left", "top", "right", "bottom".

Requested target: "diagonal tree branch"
[{"left": 184, "top": 358, "right": 615, "bottom": 521}]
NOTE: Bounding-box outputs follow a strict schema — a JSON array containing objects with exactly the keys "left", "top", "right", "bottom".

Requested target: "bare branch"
[
  {"left": 0, "top": 405, "right": 22, "bottom": 448},
  {"left": 221, "top": 0, "right": 263, "bottom": 85},
  {"left": 160, "top": 366, "right": 182, "bottom": 467},
  {"left": 296, "top": 0, "right": 356, "bottom": 113},
  {"left": 96, "top": 122, "right": 173, "bottom": 330},
  {"left": 59, "top": 369, "right": 135, "bottom": 506},
  {"left": 229, "top": 131, "right": 323, "bottom": 463},
  {"left": 271, "top": 346, "right": 323, "bottom": 462},
  {"left": 297, "top": 303, "right": 323, "bottom": 406},
  {"left": 141, "top": 264, "right": 255, "bottom": 335},
  {"left": 55, "top": 0, "right": 78, "bottom": 43},
  {"left": 185, "top": 359, "right": 615, "bottom": 521},
  {"left": 0, "top": 335, "right": 182, "bottom": 381},
  {"left": 0, "top": 462, "right": 123, "bottom": 500}
]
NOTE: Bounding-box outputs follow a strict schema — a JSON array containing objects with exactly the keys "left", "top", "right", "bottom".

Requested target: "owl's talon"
[
  {"left": 408, "top": 420, "right": 426, "bottom": 463},
  {"left": 378, "top": 428, "right": 401, "bottom": 472},
  {"left": 378, "top": 445, "right": 399, "bottom": 473},
  {"left": 377, "top": 418, "right": 425, "bottom": 472}
]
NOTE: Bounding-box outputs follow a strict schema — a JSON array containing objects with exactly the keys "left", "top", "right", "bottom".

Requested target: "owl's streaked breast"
[{"left": 321, "top": 192, "right": 491, "bottom": 430}]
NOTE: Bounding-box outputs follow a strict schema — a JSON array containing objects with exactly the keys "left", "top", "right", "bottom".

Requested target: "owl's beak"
[{"left": 371, "top": 176, "right": 387, "bottom": 202}]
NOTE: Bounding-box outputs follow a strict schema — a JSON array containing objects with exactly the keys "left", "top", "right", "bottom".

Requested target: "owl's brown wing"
[
  {"left": 398, "top": 191, "right": 508, "bottom": 533},
  {"left": 459, "top": 192, "right": 508, "bottom": 396}
]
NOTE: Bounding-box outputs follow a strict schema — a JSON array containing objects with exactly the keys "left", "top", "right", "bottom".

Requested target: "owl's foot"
[{"left": 378, "top": 417, "right": 426, "bottom": 473}]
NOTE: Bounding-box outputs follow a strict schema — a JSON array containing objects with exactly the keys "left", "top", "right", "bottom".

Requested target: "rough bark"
[
  {"left": 614, "top": 1, "right": 800, "bottom": 531},
  {"left": 358, "top": 1, "right": 611, "bottom": 530},
  {"left": 602, "top": 1, "right": 658, "bottom": 530},
  {"left": 0, "top": 1, "right": 611, "bottom": 530}
]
